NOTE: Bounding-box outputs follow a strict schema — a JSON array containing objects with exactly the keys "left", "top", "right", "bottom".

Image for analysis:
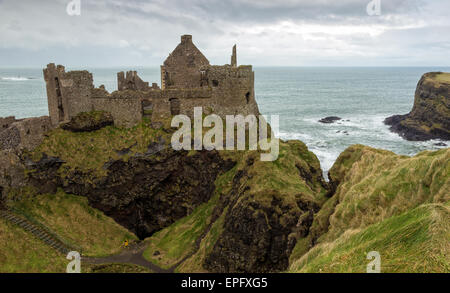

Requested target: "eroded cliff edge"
[
  {"left": 385, "top": 72, "right": 450, "bottom": 141},
  {"left": 1, "top": 114, "right": 449, "bottom": 273}
]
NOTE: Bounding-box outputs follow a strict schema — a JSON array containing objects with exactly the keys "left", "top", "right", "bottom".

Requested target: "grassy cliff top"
[
  {"left": 424, "top": 72, "right": 450, "bottom": 85},
  {"left": 289, "top": 145, "right": 450, "bottom": 273}
]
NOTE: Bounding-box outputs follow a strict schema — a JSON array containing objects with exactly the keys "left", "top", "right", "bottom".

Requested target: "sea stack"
[{"left": 384, "top": 72, "right": 450, "bottom": 141}]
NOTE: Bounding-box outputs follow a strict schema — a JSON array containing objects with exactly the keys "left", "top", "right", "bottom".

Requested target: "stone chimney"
[
  {"left": 181, "top": 35, "right": 192, "bottom": 43},
  {"left": 231, "top": 44, "right": 237, "bottom": 67}
]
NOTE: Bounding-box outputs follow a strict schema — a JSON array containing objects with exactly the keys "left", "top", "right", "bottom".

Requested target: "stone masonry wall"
[
  {"left": 162, "top": 35, "right": 210, "bottom": 89},
  {"left": 91, "top": 90, "right": 145, "bottom": 128},
  {"left": 0, "top": 116, "right": 52, "bottom": 151},
  {"left": 44, "top": 63, "right": 94, "bottom": 126}
]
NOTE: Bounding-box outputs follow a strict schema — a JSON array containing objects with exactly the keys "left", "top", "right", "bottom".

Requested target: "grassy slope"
[
  {"left": 326, "top": 146, "right": 449, "bottom": 241},
  {"left": 290, "top": 203, "right": 449, "bottom": 273},
  {"left": 0, "top": 218, "right": 67, "bottom": 273},
  {"left": 289, "top": 145, "right": 450, "bottom": 272},
  {"left": 11, "top": 190, "right": 137, "bottom": 257},
  {"left": 31, "top": 119, "right": 171, "bottom": 177},
  {"left": 85, "top": 263, "right": 153, "bottom": 273}
]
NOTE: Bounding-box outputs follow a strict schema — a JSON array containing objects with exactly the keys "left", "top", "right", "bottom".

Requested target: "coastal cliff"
[
  {"left": 1, "top": 113, "right": 449, "bottom": 273},
  {"left": 385, "top": 72, "right": 450, "bottom": 141}
]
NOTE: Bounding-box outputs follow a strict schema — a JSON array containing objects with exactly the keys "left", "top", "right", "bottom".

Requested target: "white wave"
[
  {"left": 278, "top": 131, "right": 312, "bottom": 141},
  {"left": 0, "top": 77, "right": 32, "bottom": 81}
]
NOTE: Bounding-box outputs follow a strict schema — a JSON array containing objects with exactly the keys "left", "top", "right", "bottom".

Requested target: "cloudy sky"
[{"left": 0, "top": 0, "right": 449, "bottom": 67}]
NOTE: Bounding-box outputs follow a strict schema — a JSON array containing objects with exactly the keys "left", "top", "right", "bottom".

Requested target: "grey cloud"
[{"left": 0, "top": 0, "right": 449, "bottom": 66}]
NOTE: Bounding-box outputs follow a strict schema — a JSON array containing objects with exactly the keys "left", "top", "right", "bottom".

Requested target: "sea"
[{"left": 1, "top": 66, "right": 449, "bottom": 173}]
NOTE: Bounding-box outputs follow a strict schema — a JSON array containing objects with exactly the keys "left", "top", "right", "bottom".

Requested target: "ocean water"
[{"left": 1, "top": 66, "right": 449, "bottom": 173}]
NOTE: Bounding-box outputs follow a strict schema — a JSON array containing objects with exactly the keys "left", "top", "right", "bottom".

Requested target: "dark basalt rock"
[
  {"left": 318, "top": 116, "right": 342, "bottom": 124},
  {"left": 26, "top": 146, "right": 235, "bottom": 239},
  {"left": 384, "top": 72, "right": 450, "bottom": 141},
  {"left": 0, "top": 186, "right": 4, "bottom": 209},
  {"left": 62, "top": 111, "right": 114, "bottom": 132},
  {"left": 203, "top": 160, "right": 321, "bottom": 273},
  {"left": 434, "top": 142, "right": 447, "bottom": 147}
]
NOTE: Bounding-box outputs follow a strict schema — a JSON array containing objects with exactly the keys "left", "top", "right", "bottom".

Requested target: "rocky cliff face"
[
  {"left": 202, "top": 141, "right": 328, "bottom": 273},
  {"left": 385, "top": 72, "right": 450, "bottom": 141},
  {"left": 25, "top": 146, "right": 234, "bottom": 239}
]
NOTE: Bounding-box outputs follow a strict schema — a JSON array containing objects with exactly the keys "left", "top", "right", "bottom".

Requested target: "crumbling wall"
[
  {"left": 91, "top": 91, "right": 144, "bottom": 128},
  {"left": 41, "top": 36, "right": 259, "bottom": 130},
  {"left": 118, "top": 71, "right": 157, "bottom": 91},
  {"left": 0, "top": 116, "right": 52, "bottom": 151},
  {"left": 205, "top": 65, "right": 259, "bottom": 117},
  {"left": 0, "top": 116, "right": 18, "bottom": 130},
  {"left": 43, "top": 63, "right": 94, "bottom": 126}
]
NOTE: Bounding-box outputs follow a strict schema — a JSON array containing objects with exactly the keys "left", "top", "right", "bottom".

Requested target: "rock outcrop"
[
  {"left": 61, "top": 111, "right": 114, "bottom": 132},
  {"left": 201, "top": 141, "right": 328, "bottom": 273},
  {"left": 0, "top": 116, "right": 52, "bottom": 151},
  {"left": 25, "top": 146, "right": 235, "bottom": 239},
  {"left": 385, "top": 72, "right": 450, "bottom": 141},
  {"left": 318, "top": 116, "right": 341, "bottom": 124}
]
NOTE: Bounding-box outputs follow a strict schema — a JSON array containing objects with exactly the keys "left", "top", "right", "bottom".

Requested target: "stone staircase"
[{"left": 0, "top": 209, "right": 73, "bottom": 255}]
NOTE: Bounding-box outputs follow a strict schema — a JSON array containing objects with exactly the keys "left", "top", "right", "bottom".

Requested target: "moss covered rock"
[
  {"left": 62, "top": 111, "right": 114, "bottom": 132},
  {"left": 385, "top": 72, "right": 450, "bottom": 141}
]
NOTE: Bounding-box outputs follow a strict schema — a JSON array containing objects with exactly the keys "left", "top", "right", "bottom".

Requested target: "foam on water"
[{"left": 0, "top": 77, "right": 33, "bottom": 81}]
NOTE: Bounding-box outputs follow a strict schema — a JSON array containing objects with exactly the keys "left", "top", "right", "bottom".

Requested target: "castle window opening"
[
  {"left": 170, "top": 98, "right": 181, "bottom": 115},
  {"left": 212, "top": 80, "right": 219, "bottom": 87},
  {"left": 54, "top": 77, "right": 64, "bottom": 122},
  {"left": 245, "top": 92, "right": 250, "bottom": 104}
]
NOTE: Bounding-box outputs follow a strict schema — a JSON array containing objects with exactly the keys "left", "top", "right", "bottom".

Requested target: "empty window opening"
[
  {"left": 142, "top": 100, "right": 153, "bottom": 119},
  {"left": 212, "top": 80, "right": 219, "bottom": 87},
  {"left": 54, "top": 77, "right": 64, "bottom": 122},
  {"left": 170, "top": 98, "right": 180, "bottom": 115},
  {"left": 245, "top": 92, "right": 250, "bottom": 104}
]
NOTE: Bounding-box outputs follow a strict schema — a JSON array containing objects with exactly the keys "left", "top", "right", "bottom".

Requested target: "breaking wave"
[{"left": 0, "top": 77, "right": 34, "bottom": 81}]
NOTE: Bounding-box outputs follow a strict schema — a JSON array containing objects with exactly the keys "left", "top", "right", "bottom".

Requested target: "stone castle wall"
[
  {"left": 40, "top": 35, "right": 260, "bottom": 129},
  {"left": 0, "top": 116, "right": 52, "bottom": 151},
  {"left": 43, "top": 64, "right": 94, "bottom": 126}
]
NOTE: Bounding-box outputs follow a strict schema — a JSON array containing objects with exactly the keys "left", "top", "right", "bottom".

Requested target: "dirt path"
[{"left": 82, "top": 242, "right": 170, "bottom": 273}]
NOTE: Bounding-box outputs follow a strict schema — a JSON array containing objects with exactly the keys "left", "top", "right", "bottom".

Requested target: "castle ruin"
[{"left": 43, "top": 35, "right": 260, "bottom": 128}]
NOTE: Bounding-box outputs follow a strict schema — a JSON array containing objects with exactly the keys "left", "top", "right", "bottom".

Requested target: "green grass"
[
  {"left": 289, "top": 145, "right": 450, "bottom": 271},
  {"left": 11, "top": 190, "right": 137, "bottom": 257},
  {"left": 30, "top": 120, "right": 172, "bottom": 177},
  {"left": 0, "top": 217, "right": 67, "bottom": 273},
  {"left": 324, "top": 146, "right": 449, "bottom": 242},
  {"left": 431, "top": 72, "right": 450, "bottom": 84},
  {"left": 85, "top": 263, "right": 153, "bottom": 273},
  {"left": 290, "top": 203, "right": 449, "bottom": 273}
]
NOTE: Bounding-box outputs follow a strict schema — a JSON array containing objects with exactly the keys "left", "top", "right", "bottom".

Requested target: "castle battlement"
[{"left": 43, "top": 35, "right": 260, "bottom": 128}]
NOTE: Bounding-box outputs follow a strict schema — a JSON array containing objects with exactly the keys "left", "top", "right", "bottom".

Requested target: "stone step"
[{"left": 0, "top": 209, "right": 75, "bottom": 256}]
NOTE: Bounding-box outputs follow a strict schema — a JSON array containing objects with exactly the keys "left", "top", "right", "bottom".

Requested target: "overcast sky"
[{"left": 0, "top": 0, "right": 449, "bottom": 67}]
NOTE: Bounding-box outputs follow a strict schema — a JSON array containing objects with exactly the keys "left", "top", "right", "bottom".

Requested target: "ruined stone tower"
[
  {"left": 43, "top": 64, "right": 94, "bottom": 126},
  {"left": 43, "top": 35, "right": 259, "bottom": 128},
  {"left": 161, "top": 35, "right": 210, "bottom": 90}
]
